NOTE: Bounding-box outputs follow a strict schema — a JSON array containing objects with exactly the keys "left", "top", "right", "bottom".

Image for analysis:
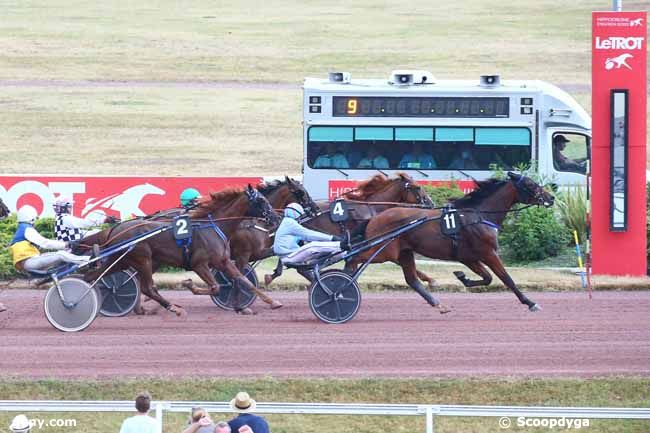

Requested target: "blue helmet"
[{"left": 284, "top": 203, "right": 304, "bottom": 219}]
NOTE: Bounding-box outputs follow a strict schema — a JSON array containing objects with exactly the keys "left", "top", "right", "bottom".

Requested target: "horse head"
[
  {"left": 394, "top": 173, "right": 434, "bottom": 207},
  {"left": 285, "top": 176, "right": 319, "bottom": 217},
  {"left": 507, "top": 172, "right": 555, "bottom": 208},
  {"left": 245, "top": 184, "right": 280, "bottom": 225}
]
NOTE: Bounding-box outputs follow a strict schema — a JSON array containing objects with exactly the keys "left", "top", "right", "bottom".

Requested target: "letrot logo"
[
  {"left": 81, "top": 183, "right": 165, "bottom": 219},
  {"left": 630, "top": 18, "right": 644, "bottom": 27},
  {"left": 595, "top": 36, "right": 644, "bottom": 50},
  {"left": 605, "top": 53, "right": 634, "bottom": 70}
]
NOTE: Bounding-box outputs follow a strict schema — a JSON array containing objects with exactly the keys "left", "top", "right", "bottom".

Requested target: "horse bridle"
[
  {"left": 512, "top": 175, "right": 547, "bottom": 206},
  {"left": 247, "top": 189, "right": 278, "bottom": 225},
  {"left": 404, "top": 181, "right": 432, "bottom": 206},
  {"left": 288, "top": 184, "right": 319, "bottom": 217}
]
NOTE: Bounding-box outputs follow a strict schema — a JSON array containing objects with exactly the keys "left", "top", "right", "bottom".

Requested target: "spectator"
[
  {"left": 119, "top": 392, "right": 159, "bottom": 433},
  {"left": 182, "top": 407, "right": 216, "bottom": 433},
  {"left": 228, "top": 392, "right": 270, "bottom": 433},
  {"left": 357, "top": 145, "right": 389, "bottom": 169},
  {"left": 398, "top": 142, "right": 436, "bottom": 169},
  {"left": 448, "top": 143, "right": 479, "bottom": 170},
  {"left": 314, "top": 143, "right": 350, "bottom": 168},
  {"left": 9, "top": 414, "right": 31, "bottom": 433},
  {"left": 215, "top": 421, "right": 232, "bottom": 433}
]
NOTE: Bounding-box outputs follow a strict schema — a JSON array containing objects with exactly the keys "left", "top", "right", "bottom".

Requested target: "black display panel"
[{"left": 333, "top": 96, "right": 509, "bottom": 118}]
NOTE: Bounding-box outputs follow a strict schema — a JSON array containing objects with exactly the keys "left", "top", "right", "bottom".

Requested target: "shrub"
[
  {"left": 555, "top": 186, "right": 587, "bottom": 244},
  {"left": 499, "top": 206, "right": 571, "bottom": 263},
  {"left": 0, "top": 215, "right": 56, "bottom": 278},
  {"left": 422, "top": 183, "right": 465, "bottom": 207}
]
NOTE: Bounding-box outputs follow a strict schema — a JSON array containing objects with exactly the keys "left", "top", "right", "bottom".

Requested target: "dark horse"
[
  {"left": 0, "top": 198, "right": 9, "bottom": 219},
  {"left": 264, "top": 173, "right": 437, "bottom": 286},
  {"left": 348, "top": 172, "right": 555, "bottom": 312},
  {"left": 81, "top": 185, "right": 278, "bottom": 315}
]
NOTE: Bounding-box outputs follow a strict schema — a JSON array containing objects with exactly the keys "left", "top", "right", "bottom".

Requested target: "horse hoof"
[
  {"left": 0, "top": 303, "right": 7, "bottom": 313},
  {"left": 209, "top": 287, "right": 220, "bottom": 296},
  {"left": 529, "top": 303, "right": 542, "bottom": 312},
  {"left": 264, "top": 274, "right": 273, "bottom": 286},
  {"left": 181, "top": 279, "right": 194, "bottom": 290},
  {"left": 171, "top": 305, "right": 186, "bottom": 317},
  {"left": 436, "top": 304, "right": 452, "bottom": 314},
  {"left": 237, "top": 307, "right": 256, "bottom": 316},
  {"left": 270, "top": 300, "right": 283, "bottom": 310}
]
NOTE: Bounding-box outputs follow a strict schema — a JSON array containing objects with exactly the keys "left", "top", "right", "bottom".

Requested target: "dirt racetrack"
[{"left": 0, "top": 289, "right": 649, "bottom": 379}]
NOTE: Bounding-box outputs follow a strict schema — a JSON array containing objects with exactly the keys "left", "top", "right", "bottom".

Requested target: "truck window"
[
  {"left": 307, "top": 126, "right": 531, "bottom": 170},
  {"left": 552, "top": 133, "right": 588, "bottom": 174}
]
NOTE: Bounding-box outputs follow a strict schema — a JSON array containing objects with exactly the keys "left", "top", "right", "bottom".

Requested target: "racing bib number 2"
[{"left": 173, "top": 215, "right": 192, "bottom": 240}]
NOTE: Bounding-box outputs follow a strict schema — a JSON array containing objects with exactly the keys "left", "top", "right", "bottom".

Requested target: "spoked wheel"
[
  {"left": 43, "top": 277, "right": 99, "bottom": 332},
  {"left": 210, "top": 264, "right": 258, "bottom": 311},
  {"left": 97, "top": 269, "right": 140, "bottom": 317},
  {"left": 309, "top": 270, "right": 361, "bottom": 324}
]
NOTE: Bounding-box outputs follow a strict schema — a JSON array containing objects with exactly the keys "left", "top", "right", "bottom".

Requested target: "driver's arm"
[
  {"left": 285, "top": 219, "right": 334, "bottom": 242},
  {"left": 24, "top": 226, "right": 67, "bottom": 250}
]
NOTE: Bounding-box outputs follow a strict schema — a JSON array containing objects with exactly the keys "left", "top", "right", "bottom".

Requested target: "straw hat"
[
  {"left": 10, "top": 414, "right": 31, "bottom": 432},
  {"left": 229, "top": 392, "right": 257, "bottom": 413}
]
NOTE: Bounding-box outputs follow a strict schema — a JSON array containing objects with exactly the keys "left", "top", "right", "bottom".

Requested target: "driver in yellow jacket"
[{"left": 9, "top": 205, "right": 91, "bottom": 273}]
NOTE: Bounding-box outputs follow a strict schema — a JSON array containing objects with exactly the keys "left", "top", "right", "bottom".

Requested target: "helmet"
[
  {"left": 284, "top": 202, "right": 304, "bottom": 219},
  {"left": 17, "top": 205, "right": 38, "bottom": 223},
  {"left": 53, "top": 195, "right": 73, "bottom": 214},
  {"left": 180, "top": 188, "right": 201, "bottom": 207},
  {"left": 10, "top": 414, "right": 31, "bottom": 432}
]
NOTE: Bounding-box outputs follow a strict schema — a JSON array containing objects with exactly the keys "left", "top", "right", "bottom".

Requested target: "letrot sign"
[{"left": 591, "top": 11, "right": 647, "bottom": 275}]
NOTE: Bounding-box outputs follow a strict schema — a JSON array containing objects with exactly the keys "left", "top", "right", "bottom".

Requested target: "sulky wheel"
[
  {"left": 43, "top": 277, "right": 99, "bottom": 332},
  {"left": 309, "top": 269, "right": 361, "bottom": 324},
  {"left": 210, "top": 264, "right": 258, "bottom": 311},
  {"left": 97, "top": 269, "right": 140, "bottom": 317}
]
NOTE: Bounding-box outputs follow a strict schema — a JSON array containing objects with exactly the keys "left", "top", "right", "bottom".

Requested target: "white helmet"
[
  {"left": 17, "top": 205, "right": 38, "bottom": 223},
  {"left": 10, "top": 414, "right": 31, "bottom": 432},
  {"left": 284, "top": 202, "right": 304, "bottom": 219},
  {"left": 53, "top": 195, "right": 73, "bottom": 214}
]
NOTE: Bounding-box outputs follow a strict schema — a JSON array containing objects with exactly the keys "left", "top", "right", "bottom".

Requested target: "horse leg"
[
  {"left": 482, "top": 251, "right": 540, "bottom": 312},
  {"left": 235, "top": 256, "right": 282, "bottom": 310},
  {"left": 416, "top": 269, "right": 439, "bottom": 290},
  {"left": 138, "top": 263, "right": 184, "bottom": 316},
  {"left": 453, "top": 261, "right": 493, "bottom": 288},
  {"left": 190, "top": 263, "right": 221, "bottom": 296},
  {"left": 398, "top": 250, "right": 450, "bottom": 314},
  {"left": 264, "top": 258, "right": 284, "bottom": 286}
]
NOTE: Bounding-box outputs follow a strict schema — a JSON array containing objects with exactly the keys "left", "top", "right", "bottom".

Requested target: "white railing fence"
[{"left": 1, "top": 401, "right": 649, "bottom": 433}]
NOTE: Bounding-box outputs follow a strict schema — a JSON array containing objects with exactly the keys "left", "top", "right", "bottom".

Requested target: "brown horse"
[
  {"left": 81, "top": 185, "right": 277, "bottom": 315},
  {"left": 348, "top": 172, "right": 555, "bottom": 312},
  {"left": 264, "top": 173, "right": 437, "bottom": 286}
]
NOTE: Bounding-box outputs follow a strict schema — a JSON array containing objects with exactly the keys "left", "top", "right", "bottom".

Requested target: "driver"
[
  {"left": 9, "top": 205, "right": 91, "bottom": 274},
  {"left": 180, "top": 188, "right": 202, "bottom": 210},
  {"left": 53, "top": 195, "right": 115, "bottom": 243},
  {"left": 273, "top": 203, "right": 349, "bottom": 280},
  {"left": 553, "top": 135, "right": 587, "bottom": 173}
]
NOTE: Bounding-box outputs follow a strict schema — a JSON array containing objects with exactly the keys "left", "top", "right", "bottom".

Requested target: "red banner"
[
  {"left": 328, "top": 179, "right": 477, "bottom": 200},
  {"left": 0, "top": 176, "right": 262, "bottom": 219},
  {"left": 591, "top": 11, "right": 647, "bottom": 275}
]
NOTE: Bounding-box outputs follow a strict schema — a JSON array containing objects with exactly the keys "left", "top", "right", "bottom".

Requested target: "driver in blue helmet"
[{"left": 273, "top": 203, "right": 349, "bottom": 280}]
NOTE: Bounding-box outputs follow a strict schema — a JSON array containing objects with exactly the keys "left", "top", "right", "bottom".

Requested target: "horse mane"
[
  {"left": 344, "top": 174, "right": 391, "bottom": 200},
  {"left": 191, "top": 188, "right": 244, "bottom": 217},
  {"left": 257, "top": 179, "right": 287, "bottom": 196},
  {"left": 451, "top": 177, "right": 508, "bottom": 207}
]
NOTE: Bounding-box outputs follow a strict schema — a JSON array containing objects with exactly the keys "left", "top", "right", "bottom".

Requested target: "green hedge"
[{"left": 0, "top": 215, "right": 55, "bottom": 278}]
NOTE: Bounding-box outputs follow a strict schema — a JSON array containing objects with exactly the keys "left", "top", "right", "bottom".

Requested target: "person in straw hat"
[
  {"left": 9, "top": 414, "right": 31, "bottom": 433},
  {"left": 227, "top": 392, "right": 269, "bottom": 433}
]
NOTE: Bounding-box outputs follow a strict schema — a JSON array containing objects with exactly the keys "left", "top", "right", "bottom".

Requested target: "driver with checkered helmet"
[
  {"left": 9, "top": 205, "right": 91, "bottom": 274},
  {"left": 273, "top": 203, "right": 350, "bottom": 279},
  {"left": 53, "top": 195, "right": 117, "bottom": 243}
]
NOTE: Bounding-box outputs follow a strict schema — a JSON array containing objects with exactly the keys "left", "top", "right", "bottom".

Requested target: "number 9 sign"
[
  {"left": 329, "top": 199, "right": 349, "bottom": 223},
  {"left": 173, "top": 215, "right": 192, "bottom": 240}
]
